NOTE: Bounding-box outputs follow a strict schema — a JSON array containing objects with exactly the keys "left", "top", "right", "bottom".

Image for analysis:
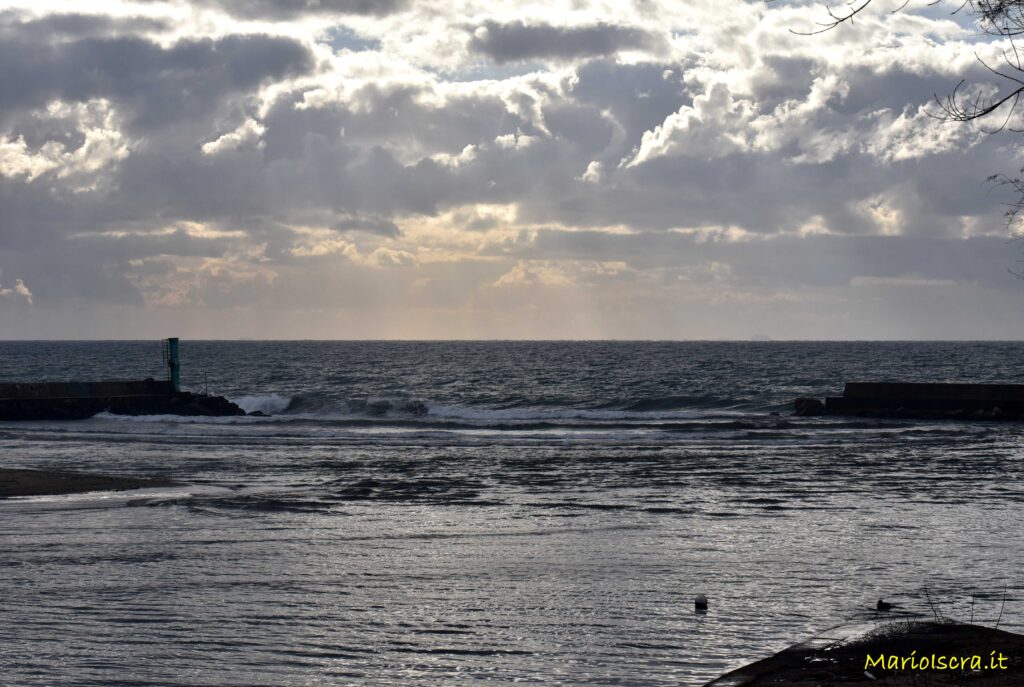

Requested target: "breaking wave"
[
  {"left": 231, "top": 394, "right": 292, "bottom": 415},
  {"left": 616, "top": 395, "right": 751, "bottom": 412},
  {"left": 283, "top": 394, "right": 429, "bottom": 417},
  {"left": 91, "top": 389, "right": 789, "bottom": 430}
]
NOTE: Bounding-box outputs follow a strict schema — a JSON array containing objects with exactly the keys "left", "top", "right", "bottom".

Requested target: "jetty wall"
[
  {"left": 0, "top": 380, "right": 175, "bottom": 401},
  {"left": 820, "top": 382, "right": 1024, "bottom": 418},
  {"left": 0, "top": 380, "right": 244, "bottom": 420}
]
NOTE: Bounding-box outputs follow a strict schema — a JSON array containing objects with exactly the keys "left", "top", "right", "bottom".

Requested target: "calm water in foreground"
[{"left": 1, "top": 341, "right": 1022, "bottom": 686}]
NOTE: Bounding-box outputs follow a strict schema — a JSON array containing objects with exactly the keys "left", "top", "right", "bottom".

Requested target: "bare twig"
[
  {"left": 788, "top": 0, "right": 877, "bottom": 35},
  {"left": 782, "top": 0, "right": 1024, "bottom": 244},
  {"left": 924, "top": 587, "right": 945, "bottom": 621}
]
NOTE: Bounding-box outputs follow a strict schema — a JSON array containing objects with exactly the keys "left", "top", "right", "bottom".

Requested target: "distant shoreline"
[{"left": 0, "top": 468, "right": 178, "bottom": 498}]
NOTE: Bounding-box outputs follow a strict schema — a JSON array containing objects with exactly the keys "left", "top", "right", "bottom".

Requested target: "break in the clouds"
[{"left": 2, "top": 0, "right": 1024, "bottom": 339}]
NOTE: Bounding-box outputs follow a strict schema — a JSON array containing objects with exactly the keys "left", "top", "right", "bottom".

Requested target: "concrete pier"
[
  {"left": 800, "top": 382, "right": 1024, "bottom": 420},
  {"left": 0, "top": 380, "right": 245, "bottom": 420}
]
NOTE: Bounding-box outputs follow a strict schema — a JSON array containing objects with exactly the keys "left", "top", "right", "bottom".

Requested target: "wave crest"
[{"left": 231, "top": 394, "right": 292, "bottom": 415}]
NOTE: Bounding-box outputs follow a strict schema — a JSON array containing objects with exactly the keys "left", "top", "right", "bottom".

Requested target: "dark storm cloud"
[
  {"left": 571, "top": 60, "right": 692, "bottom": 144},
  {"left": 834, "top": 64, "right": 979, "bottom": 117},
  {"left": 3, "top": 37, "right": 1006, "bottom": 249},
  {"left": 0, "top": 10, "right": 171, "bottom": 39},
  {"left": 183, "top": 0, "right": 407, "bottom": 20},
  {"left": 0, "top": 27, "right": 315, "bottom": 276},
  {"left": 4, "top": 0, "right": 1021, "bottom": 335},
  {"left": 261, "top": 83, "right": 515, "bottom": 162},
  {"left": 0, "top": 33, "right": 313, "bottom": 130},
  {"left": 469, "top": 20, "right": 661, "bottom": 63},
  {"left": 0, "top": 245, "right": 145, "bottom": 306},
  {"left": 133, "top": 81, "right": 540, "bottom": 224},
  {"left": 482, "top": 229, "right": 1017, "bottom": 290},
  {"left": 519, "top": 140, "right": 1010, "bottom": 237},
  {"left": 70, "top": 230, "right": 235, "bottom": 261},
  {"left": 333, "top": 215, "right": 402, "bottom": 237}
]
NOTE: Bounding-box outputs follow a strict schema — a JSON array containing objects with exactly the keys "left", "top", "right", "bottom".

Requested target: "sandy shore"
[
  {"left": 706, "top": 620, "right": 1024, "bottom": 686},
  {"left": 0, "top": 468, "right": 179, "bottom": 498}
]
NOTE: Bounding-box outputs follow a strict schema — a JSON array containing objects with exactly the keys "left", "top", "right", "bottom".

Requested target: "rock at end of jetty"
[
  {"left": 793, "top": 397, "right": 825, "bottom": 416},
  {"left": 107, "top": 391, "right": 246, "bottom": 417}
]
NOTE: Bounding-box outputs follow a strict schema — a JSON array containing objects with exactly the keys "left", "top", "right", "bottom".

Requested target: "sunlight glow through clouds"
[{"left": 3, "top": 0, "right": 1024, "bottom": 337}]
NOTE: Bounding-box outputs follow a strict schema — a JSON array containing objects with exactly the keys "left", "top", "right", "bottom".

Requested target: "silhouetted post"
[{"left": 167, "top": 338, "right": 180, "bottom": 392}]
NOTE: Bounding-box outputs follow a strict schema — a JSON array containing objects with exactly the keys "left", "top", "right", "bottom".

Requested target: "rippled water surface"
[{"left": 1, "top": 341, "right": 1023, "bottom": 686}]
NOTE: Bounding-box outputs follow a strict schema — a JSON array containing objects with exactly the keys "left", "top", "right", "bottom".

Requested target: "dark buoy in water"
[
  {"left": 877, "top": 599, "right": 894, "bottom": 612},
  {"left": 695, "top": 594, "right": 708, "bottom": 612}
]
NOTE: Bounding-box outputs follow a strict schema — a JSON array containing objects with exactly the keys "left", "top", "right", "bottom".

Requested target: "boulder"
[{"left": 793, "top": 397, "right": 825, "bottom": 416}]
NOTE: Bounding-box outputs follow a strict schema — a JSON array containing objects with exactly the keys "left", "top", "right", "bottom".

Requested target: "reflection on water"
[{"left": 1, "top": 341, "right": 1022, "bottom": 685}]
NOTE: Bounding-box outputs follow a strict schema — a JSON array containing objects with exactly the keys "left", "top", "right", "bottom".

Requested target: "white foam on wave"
[
  {"left": 230, "top": 394, "right": 292, "bottom": 415},
  {"left": 91, "top": 411, "right": 268, "bottom": 424},
  {"left": 83, "top": 398, "right": 749, "bottom": 429},
  {"left": 0, "top": 484, "right": 227, "bottom": 511},
  {"left": 423, "top": 403, "right": 735, "bottom": 423}
]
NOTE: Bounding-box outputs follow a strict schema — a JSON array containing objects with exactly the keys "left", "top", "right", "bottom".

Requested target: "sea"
[{"left": 1, "top": 340, "right": 1022, "bottom": 686}]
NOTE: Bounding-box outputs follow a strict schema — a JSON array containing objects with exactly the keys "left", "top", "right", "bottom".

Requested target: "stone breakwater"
[
  {"left": 795, "top": 382, "right": 1024, "bottom": 420},
  {"left": 0, "top": 380, "right": 246, "bottom": 420}
]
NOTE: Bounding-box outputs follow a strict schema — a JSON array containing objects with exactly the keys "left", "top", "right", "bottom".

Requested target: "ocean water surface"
[{"left": 1, "top": 341, "right": 1022, "bottom": 686}]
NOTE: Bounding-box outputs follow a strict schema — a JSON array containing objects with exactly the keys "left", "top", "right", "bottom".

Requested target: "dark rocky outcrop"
[
  {"left": 793, "top": 397, "right": 825, "bottom": 416},
  {"left": 105, "top": 391, "right": 246, "bottom": 418},
  {"left": 705, "top": 620, "right": 1024, "bottom": 686}
]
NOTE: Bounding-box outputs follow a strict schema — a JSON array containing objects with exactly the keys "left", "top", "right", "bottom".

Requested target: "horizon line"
[{"left": 3, "top": 338, "right": 1024, "bottom": 343}]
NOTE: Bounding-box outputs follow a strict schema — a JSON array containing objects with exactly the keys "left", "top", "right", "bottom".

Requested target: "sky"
[{"left": 2, "top": 0, "right": 1024, "bottom": 339}]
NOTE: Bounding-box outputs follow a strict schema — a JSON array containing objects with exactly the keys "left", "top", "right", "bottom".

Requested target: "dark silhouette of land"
[{"left": 706, "top": 620, "right": 1024, "bottom": 686}]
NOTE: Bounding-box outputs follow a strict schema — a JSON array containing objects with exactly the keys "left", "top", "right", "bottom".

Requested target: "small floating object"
[
  {"left": 876, "top": 599, "right": 894, "bottom": 612},
  {"left": 695, "top": 594, "right": 708, "bottom": 612}
]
